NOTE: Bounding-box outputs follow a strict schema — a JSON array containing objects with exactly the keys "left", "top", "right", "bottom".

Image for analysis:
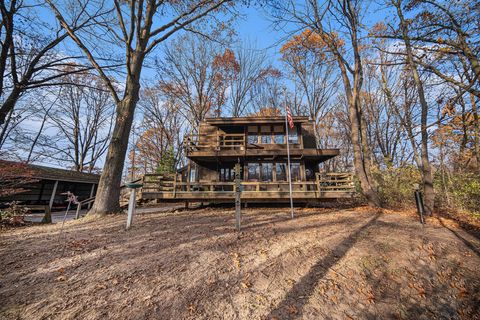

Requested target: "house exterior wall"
[
  {"left": 187, "top": 119, "right": 331, "bottom": 185},
  {"left": 301, "top": 122, "right": 317, "bottom": 148}
]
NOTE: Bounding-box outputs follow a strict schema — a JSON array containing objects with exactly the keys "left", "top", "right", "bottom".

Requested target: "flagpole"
[{"left": 284, "top": 94, "right": 294, "bottom": 219}]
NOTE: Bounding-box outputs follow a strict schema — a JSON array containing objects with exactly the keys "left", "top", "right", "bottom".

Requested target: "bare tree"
[
  {"left": 45, "top": 72, "right": 114, "bottom": 172},
  {"left": 402, "top": 0, "right": 479, "bottom": 98},
  {"left": 250, "top": 68, "right": 284, "bottom": 113},
  {"left": 270, "top": 0, "right": 381, "bottom": 206},
  {"left": 378, "top": 0, "right": 435, "bottom": 214},
  {"left": 136, "top": 86, "right": 187, "bottom": 173},
  {"left": 225, "top": 45, "right": 272, "bottom": 116},
  {"left": 0, "top": 90, "right": 53, "bottom": 156},
  {"left": 156, "top": 34, "right": 228, "bottom": 130},
  {"left": 0, "top": 0, "right": 98, "bottom": 125},
  {"left": 46, "top": 0, "right": 235, "bottom": 215},
  {"left": 281, "top": 29, "right": 340, "bottom": 147}
]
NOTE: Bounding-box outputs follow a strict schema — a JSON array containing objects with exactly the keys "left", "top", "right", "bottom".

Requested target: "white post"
[
  {"left": 285, "top": 102, "right": 294, "bottom": 219},
  {"left": 126, "top": 188, "right": 136, "bottom": 230},
  {"left": 49, "top": 180, "right": 59, "bottom": 210}
]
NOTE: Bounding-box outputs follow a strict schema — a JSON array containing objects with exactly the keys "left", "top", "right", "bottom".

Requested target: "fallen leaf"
[
  {"left": 330, "top": 295, "right": 338, "bottom": 304},
  {"left": 366, "top": 291, "right": 375, "bottom": 304},
  {"left": 458, "top": 286, "right": 468, "bottom": 298},
  {"left": 417, "top": 286, "right": 426, "bottom": 299},
  {"left": 287, "top": 305, "right": 298, "bottom": 315},
  {"left": 55, "top": 275, "right": 67, "bottom": 282},
  {"left": 241, "top": 278, "right": 252, "bottom": 288}
]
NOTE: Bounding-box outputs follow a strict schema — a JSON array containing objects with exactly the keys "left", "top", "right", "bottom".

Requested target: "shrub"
[
  {"left": 373, "top": 165, "right": 422, "bottom": 209},
  {"left": 436, "top": 172, "right": 480, "bottom": 215}
]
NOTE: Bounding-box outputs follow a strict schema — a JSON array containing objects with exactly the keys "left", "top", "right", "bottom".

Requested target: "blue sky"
[{"left": 234, "top": 6, "right": 283, "bottom": 62}]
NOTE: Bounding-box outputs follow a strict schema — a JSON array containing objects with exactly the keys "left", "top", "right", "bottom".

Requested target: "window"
[
  {"left": 248, "top": 126, "right": 258, "bottom": 144},
  {"left": 261, "top": 163, "right": 273, "bottom": 182},
  {"left": 290, "top": 163, "right": 301, "bottom": 181},
  {"left": 288, "top": 126, "right": 298, "bottom": 144},
  {"left": 274, "top": 133, "right": 284, "bottom": 144},
  {"left": 219, "top": 167, "right": 234, "bottom": 181},
  {"left": 261, "top": 134, "right": 271, "bottom": 144},
  {"left": 275, "top": 163, "right": 287, "bottom": 181},
  {"left": 260, "top": 125, "right": 271, "bottom": 144},
  {"left": 273, "top": 125, "right": 284, "bottom": 144},
  {"left": 248, "top": 134, "right": 258, "bottom": 144},
  {"left": 247, "top": 163, "right": 260, "bottom": 181},
  {"left": 189, "top": 167, "right": 197, "bottom": 182}
]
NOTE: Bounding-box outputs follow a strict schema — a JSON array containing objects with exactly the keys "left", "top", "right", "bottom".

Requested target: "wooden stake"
[{"left": 126, "top": 189, "right": 136, "bottom": 230}]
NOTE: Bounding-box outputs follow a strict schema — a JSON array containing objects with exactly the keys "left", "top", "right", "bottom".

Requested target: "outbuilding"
[{"left": 0, "top": 161, "right": 99, "bottom": 211}]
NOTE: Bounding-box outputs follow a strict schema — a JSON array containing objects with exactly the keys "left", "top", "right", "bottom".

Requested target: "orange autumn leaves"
[{"left": 280, "top": 28, "right": 344, "bottom": 61}]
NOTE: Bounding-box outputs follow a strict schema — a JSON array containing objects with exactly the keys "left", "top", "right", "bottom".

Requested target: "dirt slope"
[{"left": 0, "top": 207, "right": 479, "bottom": 319}]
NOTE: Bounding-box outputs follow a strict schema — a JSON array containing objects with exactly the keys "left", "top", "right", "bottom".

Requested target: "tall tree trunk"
[
  {"left": 88, "top": 54, "right": 143, "bottom": 215},
  {"left": 349, "top": 100, "right": 380, "bottom": 205},
  {"left": 0, "top": 86, "right": 22, "bottom": 125},
  {"left": 0, "top": 108, "right": 14, "bottom": 150},
  {"left": 337, "top": 55, "right": 379, "bottom": 206},
  {"left": 88, "top": 95, "right": 139, "bottom": 215},
  {"left": 471, "top": 93, "right": 480, "bottom": 170},
  {"left": 395, "top": 0, "right": 434, "bottom": 214}
]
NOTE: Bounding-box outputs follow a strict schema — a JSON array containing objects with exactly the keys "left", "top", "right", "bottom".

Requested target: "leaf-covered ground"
[{"left": 0, "top": 206, "right": 479, "bottom": 319}]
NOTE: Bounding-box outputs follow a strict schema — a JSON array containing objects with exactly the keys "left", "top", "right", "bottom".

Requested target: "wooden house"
[{"left": 141, "top": 116, "right": 354, "bottom": 203}]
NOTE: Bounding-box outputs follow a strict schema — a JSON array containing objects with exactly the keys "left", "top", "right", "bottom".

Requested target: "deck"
[
  {"left": 183, "top": 133, "right": 339, "bottom": 161},
  {"left": 140, "top": 173, "right": 356, "bottom": 202}
]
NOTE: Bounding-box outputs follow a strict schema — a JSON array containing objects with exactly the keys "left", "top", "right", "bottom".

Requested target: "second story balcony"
[
  {"left": 183, "top": 131, "right": 339, "bottom": 160},
  {"left": 182, "top": 116, "right": 339, "bottom": 161}
]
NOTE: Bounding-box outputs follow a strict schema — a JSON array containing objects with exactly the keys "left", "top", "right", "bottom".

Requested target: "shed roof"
[
  {"left": 0, "top": 160, "right": 100, "bottom": 184},
  {"left": 204, "top": 116, "right": 310, "bottom": 125}
]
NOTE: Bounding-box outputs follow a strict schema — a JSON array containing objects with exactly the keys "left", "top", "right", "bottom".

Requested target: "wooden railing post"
[
  {"left": 315, "top": 173, "right": 321, "bottom": 197},
  {"left": 173, "top": 173, "right": 177, "bottom": 198}
]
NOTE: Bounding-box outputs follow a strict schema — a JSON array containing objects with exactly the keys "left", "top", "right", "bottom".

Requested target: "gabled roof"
[{"left": 0, "top": 160, "right": 100, "bottom": 184}]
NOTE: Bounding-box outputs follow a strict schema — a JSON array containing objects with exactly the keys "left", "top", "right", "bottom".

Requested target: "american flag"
[{"left": 286, "top": 105, "right": 294, "bottom": 129}]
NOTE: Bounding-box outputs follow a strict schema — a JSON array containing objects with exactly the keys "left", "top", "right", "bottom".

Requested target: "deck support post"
[
  {"left": 185, "top": 201, "right": 189, "bottom": 209},
  {"left": 87, "top": 183, "right": 95, "bottom": 209},
  {"left": 234, "top": 162, "right": 242, "bottom": 231},
  {"left": 48, "top": 180, "right": 59, "bottom": 210}
]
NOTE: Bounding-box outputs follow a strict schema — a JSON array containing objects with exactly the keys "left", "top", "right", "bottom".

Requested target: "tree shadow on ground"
[
  {"left": 435, "top": 210, "right": 480, "bottom": 241},
  {"left": 266, "top": 212, "right": 382, "bottom": 319},
  {"left": 437, "top": 218, "right": 480, "bottom": 257}
]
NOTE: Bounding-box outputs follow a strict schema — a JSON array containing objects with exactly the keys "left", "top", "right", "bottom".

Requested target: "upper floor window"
[
  {"left": 246, "top": 124, "right": 296, "bottom": 145},
  {"left": 260, "top": 125, "right": 271, "bottom": 144},
  {"left": 247, "top": 126, "right": 259, "bottom": 144},
  {"left": 273, "top": 125, "right": 285, "bottom": 144},
  {"left": 288, "top": 126, "right": 299, "bottom": 144}
]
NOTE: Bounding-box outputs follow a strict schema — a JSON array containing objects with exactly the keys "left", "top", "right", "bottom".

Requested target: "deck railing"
[
  {"left": 141, "top": 172, "right": 355, "bottom": 198},
  {"left": 184, "top": 133, "right": 245, "bottom": 152}
]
